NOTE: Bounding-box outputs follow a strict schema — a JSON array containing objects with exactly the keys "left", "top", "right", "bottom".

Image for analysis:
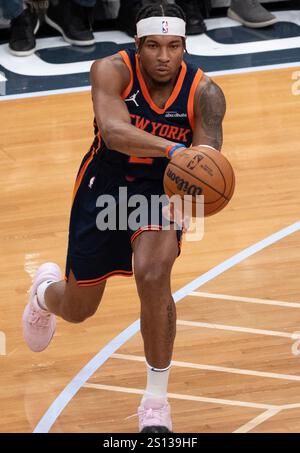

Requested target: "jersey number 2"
[{"left": 129, "top": 156, "right": 154, "bottom": 165}]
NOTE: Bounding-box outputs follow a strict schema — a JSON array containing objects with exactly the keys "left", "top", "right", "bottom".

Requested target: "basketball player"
[{"left": 22, "top": 1, "right": 226, "bottom": 432}]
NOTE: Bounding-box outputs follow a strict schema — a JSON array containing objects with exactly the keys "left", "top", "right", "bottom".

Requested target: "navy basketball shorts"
[{"left": 65, "top": 155, "right": 183, "bottom": 287}]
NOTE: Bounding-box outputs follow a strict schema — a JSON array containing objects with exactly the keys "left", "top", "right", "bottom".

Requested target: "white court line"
[
  {"left": 280, "top": 402, "right": 300, "bottom": 410},
  {"left": 1, "top": 10, "right": 300, "bottom": 102},
  {"left": 233, "top": 409, "right": 282, "bottom": 433},
  {"left": 33, "top": 220, "right": 300, "bottom": 433},
  {"left": 2, "top": 62, "right": 300, "bottom": 102},
  {"left": 82, "top": 383, "right": 276, "bottom": 411},
  {"left": 190, "top": 292, "right": 300, "bottom": 309},
  {"left": 177, "top": 320, "right": 298, "bottom": 339},
  {"left": 112, "top": 353, "right": 300, "bottom": 383}
]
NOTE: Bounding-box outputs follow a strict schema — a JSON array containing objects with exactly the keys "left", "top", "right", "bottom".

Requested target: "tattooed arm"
[{"left": 192, "top": 74, "right": 226, "bottom": 151}]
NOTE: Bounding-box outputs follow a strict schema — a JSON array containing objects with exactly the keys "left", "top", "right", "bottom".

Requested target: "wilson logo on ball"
[{"left": 166, "top": 169, "right": 203, "bottom": 196}]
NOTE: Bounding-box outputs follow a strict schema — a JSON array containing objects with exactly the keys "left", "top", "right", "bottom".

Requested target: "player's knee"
[
  {"left": 65, "top": 309, "right": 93, "bottom": 324},
  {"left": 135, "top": 259, "right": 172, "bottom": 290},
  {"left": 61, "top": 294, "right": 99, "bottom": 323},
  {"left": 60, "top": 278, "right": 105, "bottom": 323}
]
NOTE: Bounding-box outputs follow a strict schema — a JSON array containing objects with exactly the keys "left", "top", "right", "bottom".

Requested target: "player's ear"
[{"left": 135, "top": 36, "right": 140, "bottom": 52}]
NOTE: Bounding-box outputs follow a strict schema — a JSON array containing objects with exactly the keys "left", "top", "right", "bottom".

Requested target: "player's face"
[{"left": 137, "top": 36, "right": 185, "bottom": 83}]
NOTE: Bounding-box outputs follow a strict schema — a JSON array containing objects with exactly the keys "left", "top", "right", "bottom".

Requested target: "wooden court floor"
[{"left": 0, "top": 66, "right": 300, "bottom": 433}]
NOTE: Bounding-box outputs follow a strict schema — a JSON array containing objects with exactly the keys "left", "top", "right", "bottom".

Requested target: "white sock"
[
  {"left": 36, "top": 280, "right": 54, "bottom": 311},
  {"left": 142, "top": 361, "right": 171, "bottom": 403}
]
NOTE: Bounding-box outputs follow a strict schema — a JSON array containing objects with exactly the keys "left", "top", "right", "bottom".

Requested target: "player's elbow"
[
  {"left": 101, "top": 122, "right": 125, "bottom": 150},
  {"left": 100, "top": 122, "right": 116, "bottom": 149}
]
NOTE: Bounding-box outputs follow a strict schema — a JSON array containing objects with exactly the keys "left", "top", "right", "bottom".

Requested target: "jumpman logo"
[{"left": 125, "top": 90, "right": 140, "bottom": 107}]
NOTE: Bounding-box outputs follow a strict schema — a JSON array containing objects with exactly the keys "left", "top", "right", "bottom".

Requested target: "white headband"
[{"left": 136, "top": 17, "right": 186, "bottom": 38}]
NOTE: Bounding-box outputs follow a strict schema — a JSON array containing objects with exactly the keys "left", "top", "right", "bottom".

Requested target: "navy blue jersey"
[{"left": 90, "top": 48, "right": 203, "bottom": 180}]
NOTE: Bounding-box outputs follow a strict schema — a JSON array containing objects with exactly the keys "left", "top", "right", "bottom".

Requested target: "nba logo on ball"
[{"left": 162, "top": 20, "right": 168, "bottom": 33}]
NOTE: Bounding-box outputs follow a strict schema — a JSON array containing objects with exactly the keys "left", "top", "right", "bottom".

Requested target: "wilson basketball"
[{"left": 163, "top": 146, "right": 235, "bottom": 217}]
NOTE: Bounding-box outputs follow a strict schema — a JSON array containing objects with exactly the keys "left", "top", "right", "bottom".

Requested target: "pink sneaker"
[
  {"left": 22, "top": 263, "right": 61, "bottom": 352},
  {"left": 138, "top": 398, "right": 172, "bottom": 433}
]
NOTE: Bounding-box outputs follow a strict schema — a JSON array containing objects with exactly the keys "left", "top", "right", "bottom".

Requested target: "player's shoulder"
[
  {"left": 198, "top": 74, "right": 222, "bottom": 94},
  {"left": 193, "top": 72, "right": 226, "bottom": 118},
  {"left": 194, "top": 73, "right": 225, "bottom": 106},
  {"left": 90, "top": 52, "right": 131, "bottom": 86}
]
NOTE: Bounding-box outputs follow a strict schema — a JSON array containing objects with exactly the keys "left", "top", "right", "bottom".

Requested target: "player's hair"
[
  {"left": 136, "top": 1, "right": 187, "bottom": 51},
  {"left": 136, "top": 1, "right": 186, "bottom": 23}
]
